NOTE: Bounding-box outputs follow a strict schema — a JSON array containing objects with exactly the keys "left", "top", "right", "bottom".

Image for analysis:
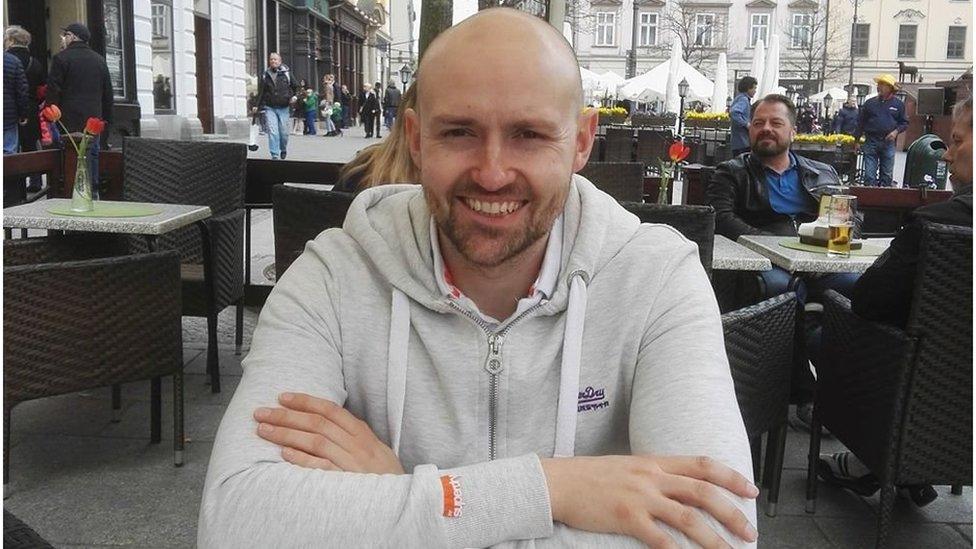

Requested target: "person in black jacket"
[
  {"left": 383, "top": 80, "right": 401, "bottom": 130},
  {"left": 359, "top": 84, "right": 380, "bottom": 138},
  {"left": 5, "top": 25, "right": 47, "bottom": 191},
  {"left": 831, "top": 99, "right": 858, "bottom": 136},
  {"left": 816, "top": 96, "right": 973, "bottom": 509},
  {"left": 47, "top": 23, "right": 113, "bottom": 197},
  {"left": 254, "top": 52, "right": 297, "bottom": 159},
  {"left": 3, "top": 51, "right": 28, "bottom": 154}
]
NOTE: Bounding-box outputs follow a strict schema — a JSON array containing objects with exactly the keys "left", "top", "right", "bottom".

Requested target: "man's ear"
[
  {"left": 404, "top": 108, "right": 422, "bottom": 172},
  {"left": 572, "top": 107, "right": 599, "bottom": 173}
]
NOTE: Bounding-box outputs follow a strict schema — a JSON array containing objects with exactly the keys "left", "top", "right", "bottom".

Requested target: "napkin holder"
[{"left": 797, "top": 219, "right": 863, "bottom": 249}]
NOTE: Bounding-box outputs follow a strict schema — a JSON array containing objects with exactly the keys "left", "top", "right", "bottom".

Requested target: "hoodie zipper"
[{"left": 448, "top": 301, "right": 544, "bottom": 461}]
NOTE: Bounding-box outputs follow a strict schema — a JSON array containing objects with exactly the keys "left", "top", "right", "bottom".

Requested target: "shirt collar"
[{"left": 763, "top": 153, "right": 798, "bottom": 175}]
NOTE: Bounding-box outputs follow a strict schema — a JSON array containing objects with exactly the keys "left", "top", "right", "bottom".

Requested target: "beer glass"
[{"left": 827, "top": 194, "right": 857, "bottom": 257}]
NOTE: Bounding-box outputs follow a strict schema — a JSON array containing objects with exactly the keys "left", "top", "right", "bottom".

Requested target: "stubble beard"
[
  {"left": 751, "top": 135, "right": 790, "bottom": 157},
  {"left": 425, "top": 182, "right": 568, "bottom": 269}
]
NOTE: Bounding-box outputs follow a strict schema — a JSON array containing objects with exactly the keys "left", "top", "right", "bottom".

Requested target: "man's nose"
[{"left": 473, "top": 136, "right": 515, "bottom": 192}]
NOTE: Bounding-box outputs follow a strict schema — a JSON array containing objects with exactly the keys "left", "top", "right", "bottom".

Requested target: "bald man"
[{"left": 199, "top": 9, "right": 758, "bottom": 548}]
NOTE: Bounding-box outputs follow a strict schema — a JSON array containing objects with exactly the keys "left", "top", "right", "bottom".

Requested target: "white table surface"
[
  {"left": 712, "top": 235, "right": 773, "bottom": 271},
  {"left": 737, "top": 234, "right": 892, "bottom": 274},
  {"left": 3, "top": 199, "right": 212, "bottom": 236}
]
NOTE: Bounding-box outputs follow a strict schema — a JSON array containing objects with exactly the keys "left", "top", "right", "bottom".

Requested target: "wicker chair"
[
  {"left": 721, "top": 293, "right": 797, "bottom": 517},
  {"left": 604, "top": 127, "right": 635, "bottom": 162},
  {"left": 620, "top": 203, "right": 715, "bottom": 277},
  {"left": 123, "top": 138, "right": 246, "bottom": 393},
  {"left": 273, "top": 184, "right": 356, "bottom": 279},
  {"left": 3, "top": 237, "right": 185, "bottom": 483},
  {"left": 635, "top": 129, "right": 673, "bottom": 170},
  {"left": 4, "top": 510, "right": 53, "bottom": 548},
  {"left": 588, "top": 136, "right": 605, "bottom": 164},
  {"left": 805, "top": 223, "right": 972, "bottom": 548},
  {"left": 578, "top": 162, "right": 645, "bottom": 203}
]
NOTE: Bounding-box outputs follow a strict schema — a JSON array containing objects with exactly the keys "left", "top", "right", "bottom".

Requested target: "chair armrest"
[
  {"left": 199, "top": 209, "right": 245, "bottom": 309},
  {"left": 816, "top": 289, "right": 916, "bottom": 474},
  {"left": 4, "top": 250, "right": 183, "bottom": 404},
  {"left": 3, "top": 235, "right": 128, "bottom": 267}
]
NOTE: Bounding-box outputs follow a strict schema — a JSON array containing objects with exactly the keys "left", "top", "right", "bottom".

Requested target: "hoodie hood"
[{"left": 342, "top": 174, "right": 642, "bottom": 317}]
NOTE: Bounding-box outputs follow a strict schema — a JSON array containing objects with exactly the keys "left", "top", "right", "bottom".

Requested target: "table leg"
[
  {"left": 3, "top": 228, "right": 10, "bottom": 240},
  {"left": 788, "top": 275, "right": 814, "bottom": 405},
  {"left": 245, "top": 208, "right": 252, "bottom": 298},
  {"left": 111, "top": 384, "right": 122, "bottom": 422},
  {"left": 150, "top": 377, "right": 162, "bottom": 444}
]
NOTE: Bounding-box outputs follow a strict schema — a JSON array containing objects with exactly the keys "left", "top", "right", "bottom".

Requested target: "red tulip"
[
  {"left": 668, "top": 141, "right": 691, "bottom": 163},
  {"left": 41, "top": 104, "right": 61, "bottom": 122},
  {"left": 84, "top": 117, "right": 106, "bottom": 136}
]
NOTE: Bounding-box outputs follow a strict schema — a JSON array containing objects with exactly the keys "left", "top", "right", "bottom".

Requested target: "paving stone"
[
  {"left": 182, "top": 348, "right": 245, "bottom": 377},
  {"left": 815, "top": 517, "right": 971, "bottom": 548},
  {"left": 99, "top": 399, "right": 228, "bottom": 444},
  {"left": 781, "top": 420, "right": 851, "bottom": 470},
  {"left": 954, "top": 524, "right": 972, "bottom": 542},
  {"left": 9, "top": 393, "right": 132, "bottom": 438},
  {"left": 860, "top": 485, "right": 974, "bottom": 524},
  {"left": 756, "top": 514, "right": 833, "bottom": 548}
]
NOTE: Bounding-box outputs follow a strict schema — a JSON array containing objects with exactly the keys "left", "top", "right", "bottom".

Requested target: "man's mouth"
[{"left": 462, "top": 198, "right": 525, "bottom": 217}]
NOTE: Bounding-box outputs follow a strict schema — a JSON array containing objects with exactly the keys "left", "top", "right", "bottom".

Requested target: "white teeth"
[{"left": 464, "top": 198, "right": 522, "bottom": 215}]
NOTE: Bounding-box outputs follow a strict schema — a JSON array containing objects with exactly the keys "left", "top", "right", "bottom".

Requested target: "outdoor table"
[
  {"left": 736, "top": 234, "right": 891, "bottom": 275},
  {"left": 3, "top": 198, "right": 212, "bottom": 442},
  {"left": 712, "top": 234, "right": 772, "bottom": 272}
]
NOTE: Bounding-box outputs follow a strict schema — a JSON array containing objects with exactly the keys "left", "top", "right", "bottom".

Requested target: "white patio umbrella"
[
  {"left": 757, "top": 35, "right": 780, "bottom": 99},
  {"left": 750, "top": 39, "right": 766, "bottom": 102},
  {"left": 599, "top": 71, "right": 626, "bottom": 89},
  {"left": 710, "top": 53, "right": 729, "bottom": 113},
  {"left": 809, "top": 87, "right": 849, "bottom": 103},
  {"left": 619, "top": 59, "right": 714, "bottom": 102},
  {"left": 665, "top": 39, "right": 684, "bottom": 114}
]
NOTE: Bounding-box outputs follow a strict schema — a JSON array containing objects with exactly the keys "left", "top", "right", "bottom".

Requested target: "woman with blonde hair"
[{"left": 336, "top": 82, "right": 418, "bottom": 191}]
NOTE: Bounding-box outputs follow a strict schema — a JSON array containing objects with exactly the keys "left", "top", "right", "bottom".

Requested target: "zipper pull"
[{"left": 485, "top": 334, "right": 503, "bottom": 375}]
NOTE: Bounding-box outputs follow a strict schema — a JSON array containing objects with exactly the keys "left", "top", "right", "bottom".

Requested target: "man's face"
[
  {"left": 749, "top": 101, "right": 796, "bottom": 157},
  {"left": 846, "top": 99, "right": 856, "bottom": 108},
  {"left": 60, "top": 31, "right": 74, "bottom": 50},
  {"left": 268, "top": 54, "right": 281, "bottom": 69},
  {"left": 747, "top": 85, "right": 757, "bottom": 98},
  {"left": 405, "top": 21, "right": 595, "bottom": 268},
  {"left": 877, "top": 83, "right": 893, "bottom": 97},
  {"left": 943, "top": 111, "right": 973, "bottom": 187}
]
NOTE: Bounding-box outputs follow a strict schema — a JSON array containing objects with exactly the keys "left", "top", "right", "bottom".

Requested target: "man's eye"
[
  {"left": 518, "top": 130, "right": 542, "bottom": 139},
  {"left": 443, "top": 128, "right": 470, "bottom": 137}
]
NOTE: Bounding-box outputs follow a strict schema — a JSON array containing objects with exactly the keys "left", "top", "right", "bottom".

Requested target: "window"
[
  {"left": 639, "top": 13, "right": 658, "bottom": 46},
  {"left": 104, "top": 0, "right": 128, "bottom": 100},
  {"left": 150, "top": 0, "right": 175, "bottom": 112},
  {"left": 750, "top": 13, "right": 769, "bottom": 47},
  {"left": 695, "top": 13, "right": 714, "bottom": 47},
  {"left": 852, "top": 23, "right": 870, "bottom": 57},
  {"left": 596, "top": 12, "right": 616, "bottom": 46},
  {"left": 245, "top": 0, "right": 259, "bottom": 109},
  {"left": 791, "top": 13, "right": 813, "bottom": 48},
  {"left": 898, "top": 24, "right": 917, "bottom": 57},
  {"left": 947, "top": 26, "right": 967, "bottom": 58}
]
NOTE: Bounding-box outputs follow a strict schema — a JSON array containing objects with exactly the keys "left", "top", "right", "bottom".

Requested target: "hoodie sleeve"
[
  {"left": 197, "top": 234, "right": 553, "bottom": 548},
  {"left": 629, "top": 231, "right": 758, "bottom": 548}
]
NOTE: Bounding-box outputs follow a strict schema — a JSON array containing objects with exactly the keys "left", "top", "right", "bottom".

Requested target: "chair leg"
[
  {"left": 235, "top": 298, "right": 244, "bottom": 356},
  {"left": 111, "top": 384, "right": 123, "bottom": 422},
  {"left": 208, "top": 311, "right": 221, "bottom": 393},
  {"left": 174, "top": 369, "right": 185, "bottom": 467},
  {"left": 805, "top": 404, "right": 824, "bottom": 513},
  {"left": 4, "top": 406, "right": 11, "bottom": 485},
  {"left": 763, "top": 422, "right": 788, "bottom": 517},
  {"left": 150, "top": 377, "right": 162, "bottom": 444},
  {"left": 876, "top": 483, "right": 896, "bottom": 548},
  {"left": 951, "top": 484, "right": 964, "bottom": 495},
  {"left": 749, "top": 435, "right": 763, "bottom": 488}
]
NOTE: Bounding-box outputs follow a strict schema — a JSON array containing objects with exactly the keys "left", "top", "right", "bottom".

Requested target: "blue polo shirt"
[{"left": 765, "top": 153, "right": 807, "bottom": 215}]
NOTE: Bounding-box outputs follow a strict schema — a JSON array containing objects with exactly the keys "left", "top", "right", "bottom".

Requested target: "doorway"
[{"left": 194, "top": 14, "right": 214, "bottom": 133}]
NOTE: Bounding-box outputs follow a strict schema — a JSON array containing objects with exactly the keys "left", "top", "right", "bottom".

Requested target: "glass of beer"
[{"left": 827, "top": 195, "right": 857, "bottom": 257}]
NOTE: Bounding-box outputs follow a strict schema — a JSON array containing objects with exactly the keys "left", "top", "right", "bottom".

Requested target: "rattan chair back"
[
  {"left": 578, "top": 162, "right": 644, "bottom": 203},
  {"left": 620, "top": 203, "right": 715, "bottom": 276},
  {"left": 635, "top": 129, "right": 672, "bottom": 166},
  {"left": 273, "top": 184, "right": 356, "bottom": 279},
  {"left": 604, "top": 127, "right": 635, "bottom": 162}
]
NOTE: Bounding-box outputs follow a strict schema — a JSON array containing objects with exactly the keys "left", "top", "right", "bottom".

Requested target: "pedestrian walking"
[
  {"left": 854, "top": 74, "right": 909, "bottom": 187},
  {"left": 255, "top": 52, "right": 298, "bottom": 160},
  {"left": 797, "top": 104, "right": 816, "bottom": 134},
  {"left": 321, "top": 74, "right": 336, "bottom": 136},
  {"left": 832, "top": 99, "right": 859, "bottom": 136},
  {"left": 5, "top": 26, "right": 46, "bottom": 191},
  {"left": 373, "top": 81, "right": 383, "bottom": 138},
  {"left": 330, "top": 101, "right": 343, "bottom": 137},
  {"left": 3, "top": 51, "right": 28, "bottom": 155},
  {"left": 340, "top": 84, "right": 352, "bottom": 129},
  {"left": 383, "top": 80, "right": 401, "bottom": 130},
  {"left": 46, "top": 22, "right": 113, "bottom": 197},
  {"left": 359, "top": 84, "right": 380, "bottom": 138},
  {"left": 303, "top": 87, "right": 318, "bottom": 136},
  {"left": 730, "top": 76, "right": 757, "bottom": 156}
]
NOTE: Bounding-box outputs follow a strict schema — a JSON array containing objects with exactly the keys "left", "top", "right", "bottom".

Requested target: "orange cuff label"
[{"left": 440, "top": 474, "right": 464, "bottom": 518}]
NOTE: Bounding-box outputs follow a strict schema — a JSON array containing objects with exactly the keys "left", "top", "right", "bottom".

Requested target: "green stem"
[{"left": 56, "top": 120, "right": 82, "bottom": 156}]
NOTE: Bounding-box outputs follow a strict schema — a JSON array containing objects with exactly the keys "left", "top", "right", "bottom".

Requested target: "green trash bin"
[{"left": 904, "top": 134, "right": 949, "bottom": 189}]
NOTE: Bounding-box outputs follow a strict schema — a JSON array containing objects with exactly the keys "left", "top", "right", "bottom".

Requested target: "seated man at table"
[
  {"left": 706, "top": 94, "right": 859, "bottom": 421},
  {"left": 198, "top": 8, "right": 759, "bottom": 549},
  {"left": 816, "top": 96, "right": 973, "bottom": 507}
]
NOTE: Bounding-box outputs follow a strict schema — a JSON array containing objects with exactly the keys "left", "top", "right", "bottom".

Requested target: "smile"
[{"left": 462, "top": 198, "right": 524, "bottom": 216}]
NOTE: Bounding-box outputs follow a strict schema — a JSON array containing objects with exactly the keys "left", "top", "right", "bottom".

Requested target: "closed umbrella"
[
  {"left": 710, "top": 53, "right": 729, "bottom": 113},
  {"left": 665, "top": 39, "right": 684, "bottom": 114},
  {"left": 757, "top": 35, "right": 780, "bottom": 100},
  {"left": 750, "top": 39, "right": 766, "bottom": 102}
]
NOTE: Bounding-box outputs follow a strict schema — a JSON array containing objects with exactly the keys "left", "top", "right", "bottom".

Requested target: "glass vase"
[
  {"left": 657, "top": 177, "right": 670, "bottom": 205},
  {"left": 70, "top": 149, "right": 94, "bottom": 212}
]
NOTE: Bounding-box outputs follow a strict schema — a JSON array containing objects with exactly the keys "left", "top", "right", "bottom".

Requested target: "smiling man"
[{"left": 199, "top": 8, "right": 757, "bottom": 548}]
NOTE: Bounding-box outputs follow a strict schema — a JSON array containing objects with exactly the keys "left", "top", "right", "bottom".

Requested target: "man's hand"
[
  {"left": 885, "top": 130, "right": 898, "bottom": 142},
  {"left": 254, "top": 392, "right": 404, "bottom": 475},
  {"left": 542, "top": 455, "right": 759, "bottom": 548}
]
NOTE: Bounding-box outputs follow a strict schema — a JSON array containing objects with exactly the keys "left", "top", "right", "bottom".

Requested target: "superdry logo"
[
  {"left": 578, "top": 386, "right": 610, "bottom": 413},
  {"left": 440, "top": 474, "right": 464, "bottom": 518}
]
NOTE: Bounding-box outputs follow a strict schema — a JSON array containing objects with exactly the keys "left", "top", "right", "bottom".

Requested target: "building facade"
[{"left": 388, "top": 0, "right": 417, "bottom": 92}]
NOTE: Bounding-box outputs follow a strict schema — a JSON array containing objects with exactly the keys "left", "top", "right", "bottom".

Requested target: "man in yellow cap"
[{"left": 853, "top": 74, "right": 909, "bottom": 186}]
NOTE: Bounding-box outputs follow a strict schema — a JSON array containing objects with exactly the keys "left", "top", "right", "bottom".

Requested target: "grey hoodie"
[{"left": 198, "top": 176, "right": 757, "bottom": 548}]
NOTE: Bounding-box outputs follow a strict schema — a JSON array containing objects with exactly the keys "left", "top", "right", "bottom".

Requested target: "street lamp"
[
  {"left": 823, "top": 92, "right": 833, "bottom": 117},
  {"left": 856, "top": 88, "right": 866, "bottom": 107},
  {"left": 677, "top": 78, "right": 690, "bottom": 135},
  {"left": 399, "top": 64, "right": 412, "bottom": 90}
]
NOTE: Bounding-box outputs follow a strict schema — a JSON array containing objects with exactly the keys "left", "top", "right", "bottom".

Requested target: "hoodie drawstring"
[
  {"left": 553, "top": 271, "right": 589, "bottom": 458},
  {"left": 387, "top": 289, "right": 410, "bottom": 457}
]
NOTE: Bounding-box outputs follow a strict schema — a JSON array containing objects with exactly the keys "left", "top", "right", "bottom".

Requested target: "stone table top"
[
  {"left": 712, "top": 235, "right": 773, "bottom": 271},
  {"left": 737, "top": 235, "right": 893, "bottom": 274},
  {"left": 3, "top": 199, "right": 212, "bottom": 236}
]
